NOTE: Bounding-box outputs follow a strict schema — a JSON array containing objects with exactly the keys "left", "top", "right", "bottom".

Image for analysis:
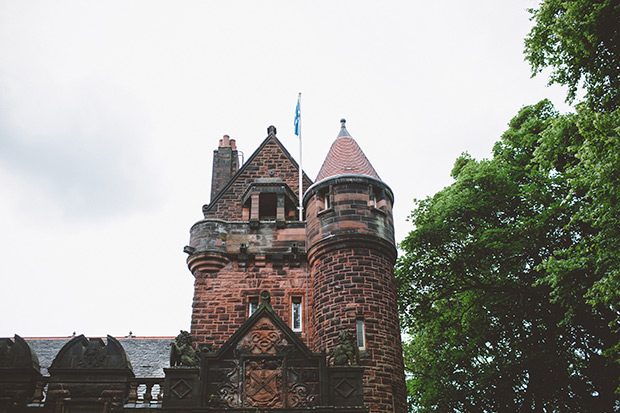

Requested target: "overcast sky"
[{"left": 0, "top": 0, "right": 574, "bottom": 338}]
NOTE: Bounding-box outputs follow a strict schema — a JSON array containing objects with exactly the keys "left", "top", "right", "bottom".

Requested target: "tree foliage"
[
  {"left": 396, "top": 101, "right": 620, "bottom": 411},
  {"left": 398, "top": 2, "right": 620, "bottom": 409},
  {"left": 524, "top": 0, "right": 620, "bottom": 111}
]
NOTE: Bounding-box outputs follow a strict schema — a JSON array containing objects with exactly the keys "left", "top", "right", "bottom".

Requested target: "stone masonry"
[{"left": 185, "top": 121, "right": 406, "bottom": 412}]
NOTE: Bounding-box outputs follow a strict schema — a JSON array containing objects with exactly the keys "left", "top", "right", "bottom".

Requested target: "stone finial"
[
  {"left": 260, "top": 290, "right": 271, "bottom": 305},
  {"left": 267, "top": 125, "right": 277, "bottom": 136},
  {"left": 337, "top": 118, "right": 351, "bottom": 138}
]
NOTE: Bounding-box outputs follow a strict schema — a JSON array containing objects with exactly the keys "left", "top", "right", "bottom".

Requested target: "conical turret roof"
[{"left": 315, "top": 119, "right": 380, "bottom": 182}]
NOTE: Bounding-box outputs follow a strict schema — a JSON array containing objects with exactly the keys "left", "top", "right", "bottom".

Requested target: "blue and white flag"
[{"left": 294, "top": 95, "right": 301, "bottom": 136}]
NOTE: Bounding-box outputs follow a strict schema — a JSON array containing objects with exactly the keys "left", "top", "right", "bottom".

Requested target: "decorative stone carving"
[
  {"left": 46, "top": 335, "right": 134, "bottom": 410},
  {"left": 331, "top": 330, "right": 360, "bottom": 366},
  {"left": 0, "top": 335, "right": 40, "bottom": 370},
  {"left": 170, "top": 331, "right": 200, "bottom": 367},
  {"left": 197, "top": 291, "right": 365, "bottom": 411},
  {"left": 236, "top": 317, "right": 288, "bottom": 355},
  {"left": 76, "top": 342, "right": 106, "bottom": 368},
  {"left": 49, "top": 335, "right": 133, "bottom": 371},
  {"left": 245, "top": 358, "right": 283, "bottom": 408},
  {"left": 0, "top": 335, "right": 41, "bottom": 409},
  {"left": 287, "top": 367, "right": 319, "bottom": 408},
  {"left": 211, "top": 362, "right": 240, "bottom": 408},
  {"left": 163, "top": 367, "right": 200, "bottom": 408}
]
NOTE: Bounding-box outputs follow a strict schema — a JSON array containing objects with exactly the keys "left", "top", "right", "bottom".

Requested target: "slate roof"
[
  {"left": 25, "top": 336, "right": 173, "bottom": 377},
  {"left": 315, "top": 119, "right": 380, "bottom": 182}
]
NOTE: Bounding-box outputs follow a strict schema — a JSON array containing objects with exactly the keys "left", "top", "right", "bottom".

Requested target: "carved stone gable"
[
  {"left": 236, "top": 317, "right": 287, "bottom": 355},
  {"left": 165, "top": 295, "right": 365, "bottom": 411}
]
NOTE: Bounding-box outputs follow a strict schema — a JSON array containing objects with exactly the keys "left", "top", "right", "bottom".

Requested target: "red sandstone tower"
[
  {"left": 185, "top": 121, "right": 406, "bottom": 412},
  {"left": 187, "top": 126, "right": 312, "bottom": 347},
  {"left": 304, "top": 119, "right": 406, "bottom": 412}
]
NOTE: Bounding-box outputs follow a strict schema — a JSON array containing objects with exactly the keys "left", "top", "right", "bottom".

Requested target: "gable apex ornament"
[
  {"left": 260, "top": 290, "right": 271, "bottom": 306},
  {"left": 267, "top": 125, "right": 277, "bottom": 136}
]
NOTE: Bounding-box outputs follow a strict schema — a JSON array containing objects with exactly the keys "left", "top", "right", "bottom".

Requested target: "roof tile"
[{"left": 315, "top": 119, "right": 380, "bottom": 182}]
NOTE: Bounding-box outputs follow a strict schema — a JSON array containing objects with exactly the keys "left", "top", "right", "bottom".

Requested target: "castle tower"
[
  {"left": 186, "top": 126, "right": 312, "bottom": 347},
  {"left": 303, "top": 119, "right": 406, "bottom": 412}
]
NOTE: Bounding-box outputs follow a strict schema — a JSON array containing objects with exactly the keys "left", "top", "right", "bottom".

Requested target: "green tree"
[
  {"left": 524, "top": 0, "right": 620, "bottom": 111},
  {"left": 396, "top": 100, "right": 620, "bottom": 411}
]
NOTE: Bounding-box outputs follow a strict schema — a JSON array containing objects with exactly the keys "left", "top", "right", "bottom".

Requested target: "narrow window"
[
  {"left": 356, "top": 319, "right": 366, "bottom": 350},
  {"left": 292, "top": 297, "right": 302, "bottom": 332},
  {"left": 248, "top": 297, "right": 259, "bottom": 317},
  {"left": 319, "top": 185, "right": 332, "bottom": 211},
  {"left": 369, "top": 185, "right": 377, "bottom": 207}
]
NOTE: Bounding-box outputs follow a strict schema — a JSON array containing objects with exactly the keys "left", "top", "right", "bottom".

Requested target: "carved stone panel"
[
  {"left": 162, "top": 367, "right": 200, "bottom": 408},
  {"left": 208, "top": 361, "right": 240, "bottom": 408},
  {"left": 287, "top": 367, "right": 319, "bottom": 408},
  {"left": 236, "top": 317, "right": 288, "bottom": 355},
  {"left": 243, "top": 358, "right": 283, "bottom": 408},
  {"left": 198, "top": 299, "right": 365, "bottom": 411}
]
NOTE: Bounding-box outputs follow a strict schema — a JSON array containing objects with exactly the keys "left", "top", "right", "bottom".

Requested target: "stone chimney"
[{"left": 210, "top": 135, "right": 239, "bottom": 202}]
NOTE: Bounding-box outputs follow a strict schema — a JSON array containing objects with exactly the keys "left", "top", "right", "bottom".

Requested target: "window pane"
[
  {"left": 249, "top": 298, "right": 259, "bottom": 316},
  {"left": 356, "top": 320, "right": 365, "bottom": 349},
  {"left": 292, "top": 297, "right": 302, "bottom": 331}
]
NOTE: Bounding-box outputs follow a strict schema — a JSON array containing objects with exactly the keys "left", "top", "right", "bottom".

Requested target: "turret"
[{"left": 303, "top": 119, "right": 406, "bottom": 412}]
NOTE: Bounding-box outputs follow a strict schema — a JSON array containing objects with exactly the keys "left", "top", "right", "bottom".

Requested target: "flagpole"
[{"left": 297, "top": 92, "right": 303, "bottom": 220}]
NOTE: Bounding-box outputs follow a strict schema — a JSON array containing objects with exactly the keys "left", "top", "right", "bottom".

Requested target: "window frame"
[
  {"left": 291, "top": 296, "right": 303, "bottom": 332},
  {"left": 248, "top": 296, "right": 259, "bottom": 317},
  {"left": 356, "top": 319, "right": 366, "bottom": 350}
]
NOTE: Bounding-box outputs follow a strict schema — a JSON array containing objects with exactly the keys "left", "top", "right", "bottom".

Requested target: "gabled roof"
[
  {"left": 315, "top": 119, "right": 380, "bottom": 182},
  {"left": 203, "top": 126, "right": 313, "bottom": 216}
]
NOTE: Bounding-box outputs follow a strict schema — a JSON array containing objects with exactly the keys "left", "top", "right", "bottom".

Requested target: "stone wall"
[
  {"left": 190, "top": 258, "right": 311, "bottom": 347},
  {"left": 309, "top": 244, "right": 405, "bottom": 412},
  {"left": 203, "top": 134, "right": 311, "bottom": 221}
]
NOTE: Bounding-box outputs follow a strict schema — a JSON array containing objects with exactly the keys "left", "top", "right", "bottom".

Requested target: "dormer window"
[{"left": 242, "top": 179, "right": 299, "bottom": 223}]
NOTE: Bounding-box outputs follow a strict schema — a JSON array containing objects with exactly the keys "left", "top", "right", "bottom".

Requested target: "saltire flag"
[{"left": 294, "top": 95, "right": 301, "bottom": 136}]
